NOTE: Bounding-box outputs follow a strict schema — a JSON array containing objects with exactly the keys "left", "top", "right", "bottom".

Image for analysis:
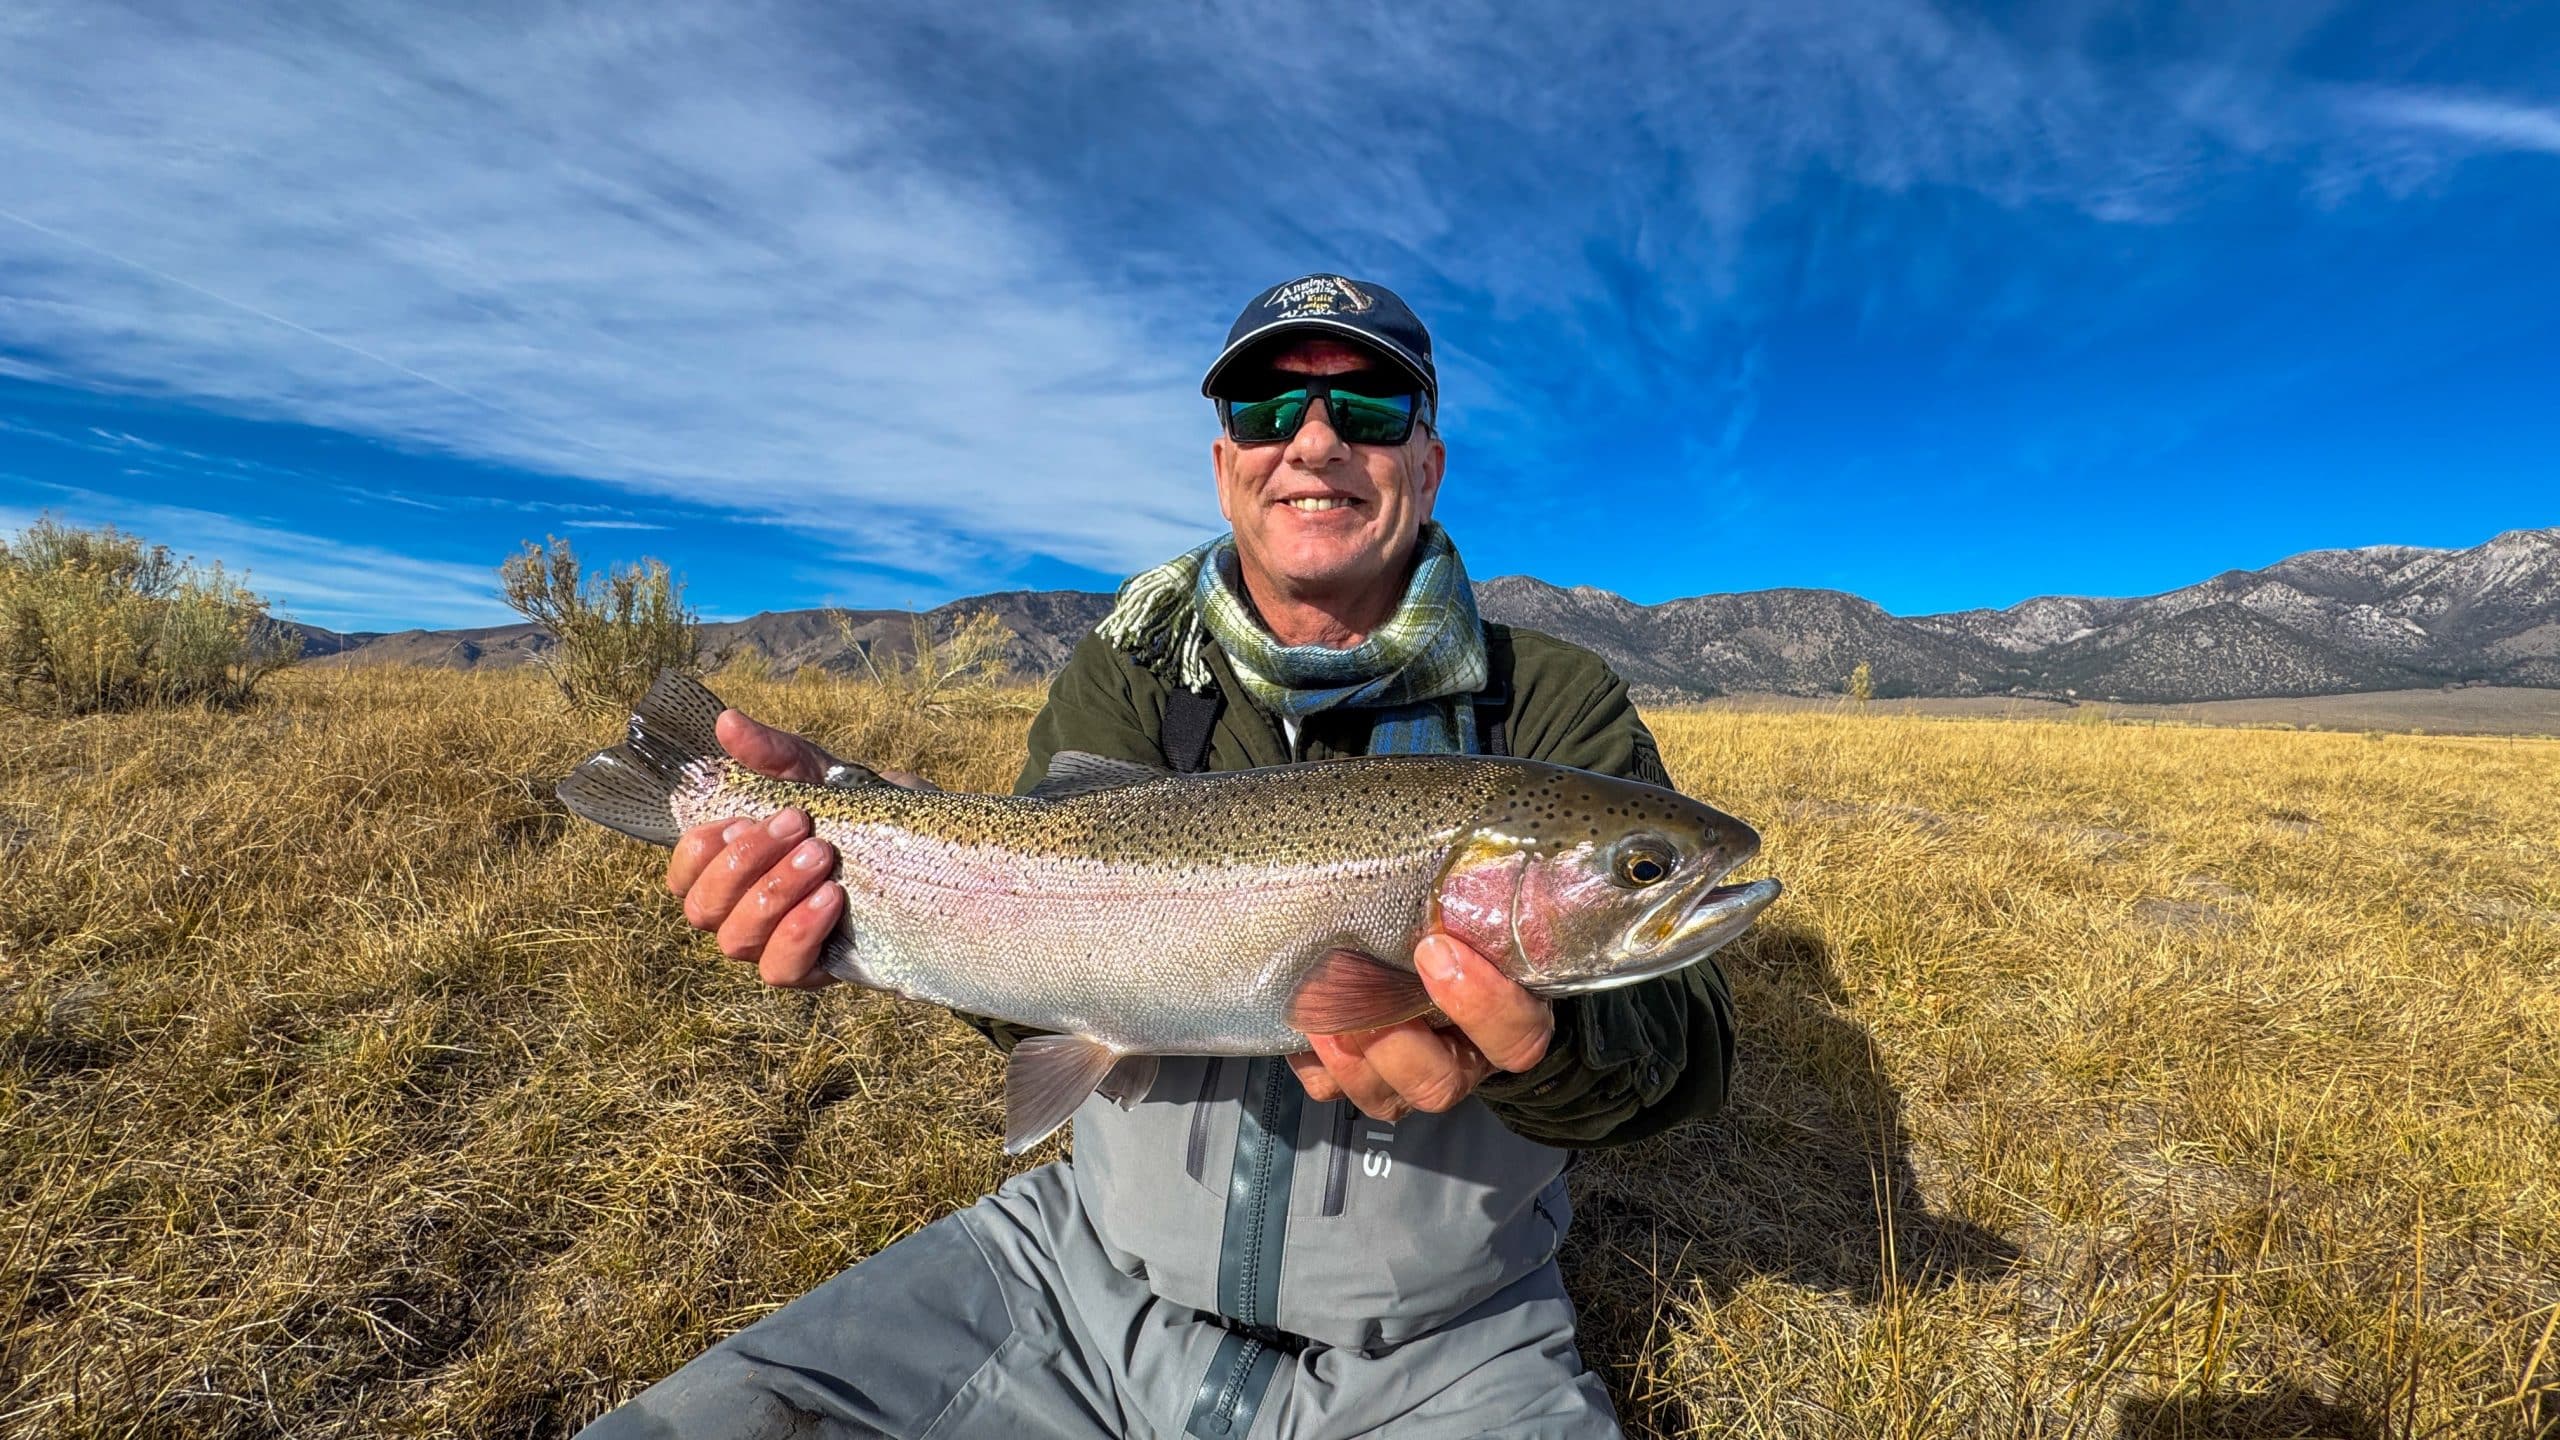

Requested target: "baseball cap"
[{"left": 1200, "top": 274, "right": 1437, "bottom": 402}]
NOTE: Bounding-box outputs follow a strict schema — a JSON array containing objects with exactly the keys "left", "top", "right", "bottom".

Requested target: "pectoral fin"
[
  {"left": 1002, "top": 1034, "right": 1126, "bottom": 1154},
  {"left": 1285, "top": 948, "right": 1436, "bottom": 1035},
  {"left": 1095, "top": 1053, "right": 1160, "bottom": 1108}
]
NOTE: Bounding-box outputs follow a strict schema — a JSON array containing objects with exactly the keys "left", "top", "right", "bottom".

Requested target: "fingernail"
[
  {"left": 789, "top": 838, "right": 829, "bottom": 871},
  {"left": 767, "top": 809, "right": 808, "bottom": 841},
  {"left": 1418, "top": 936, "right": 1463, "bottom": 986},
  {"left": 810, "top": 883, "right": 842, "bottom": 913},
  {"left": 722, "top": 821, "right": 750, "bottom": 843}
]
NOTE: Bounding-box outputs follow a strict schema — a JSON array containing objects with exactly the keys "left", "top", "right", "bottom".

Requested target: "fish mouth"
[
  {"left": 1539, "top": 873, "right": 1785, "bottom": 995},
  {"left": 1658, "top": 875, "right": 1783, "bottom": 957}
]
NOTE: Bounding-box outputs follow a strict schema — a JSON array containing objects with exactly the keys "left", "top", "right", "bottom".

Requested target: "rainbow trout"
[{"left": 558, "top": 673, "right": 1780, "bottom": 1152}]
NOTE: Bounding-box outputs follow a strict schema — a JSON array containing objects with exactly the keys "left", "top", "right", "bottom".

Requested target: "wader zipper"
[
  {"left": 1190, "top": 1056, "right": 1302, "bottom": 1434},
  {"left": 1185, "top": 1329, "right": 1283, "bottom": 1438},
  {"left": 1218, "top": 1058, "right": 1300, "bottom": 1325}
]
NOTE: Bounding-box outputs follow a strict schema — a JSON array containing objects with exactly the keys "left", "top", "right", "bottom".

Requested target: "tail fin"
[{"left": 555, "top": 671, "right": 730, "bottom": 846}]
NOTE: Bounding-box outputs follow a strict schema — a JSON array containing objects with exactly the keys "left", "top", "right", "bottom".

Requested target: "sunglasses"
[{"left": 1215, "top": 372, "right": 1432, "bottom": 447}]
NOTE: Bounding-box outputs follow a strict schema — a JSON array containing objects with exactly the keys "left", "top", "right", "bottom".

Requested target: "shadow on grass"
[
  {"left": 2114, "top": 1384, "right": 2383, "bottom": 1439},
  {"left": 1564, "top": 921, "right": 2020, "bottom": 1418}
]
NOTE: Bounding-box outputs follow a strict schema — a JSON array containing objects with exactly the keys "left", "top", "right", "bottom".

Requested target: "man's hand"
[
  {"left": 1286, "top": 933, "right": 1554, "bottom": 1121},
  {"left": 664, "top": 709, "right": 931, "bottom": 989}
]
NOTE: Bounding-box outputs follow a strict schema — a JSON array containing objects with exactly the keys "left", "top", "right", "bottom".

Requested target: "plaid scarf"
[{"left": 1094, "top": 522, "right": 1489, "bottom": 755}]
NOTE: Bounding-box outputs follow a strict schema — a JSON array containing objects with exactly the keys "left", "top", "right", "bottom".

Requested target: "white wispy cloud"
[
  {"left": 1, "top": 1, "right": 2552, "bottom": 601},
  {"left": 2344, "top": 88, "right": 2560, "bottom": 155},
  {"left": 0, "top": 3, "right": 1212, "bottom": 586},
  {"left": 1, "top": 484, "right": 516, "bottom": 631}
]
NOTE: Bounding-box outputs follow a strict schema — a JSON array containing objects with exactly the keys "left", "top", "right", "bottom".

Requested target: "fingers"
[
  {"left": 674, "top": 807, "right": 820, "bottom": 934},
  {"left": 663, "top": 806, "right": 842, "bottom": 991},
  {"left": 670, "top": 708, "right": 853, "bottom": 989},
  {"left": 716, "top": 709, "right": 832, "bottom": 783},
  {"left": 675, "top": 812, "right": 802, "bottom": 922},
  {"left": 1297, "top": 937, "right": 1546, "bottom": 1120},
  {"left": 1356, "top": 1024, "right": 1498, "bottom": 1115},
  {"left": 667, "top": 818, "right": 749, "bottom": 898},
  {"left": 1308, "top": 1032, "right": 1409, "bottom": 1121},
  {"left": 1286, "top": 1050, "right": 1343, "bottom": 1102},
  {"left": 1305, "top": 1024, "right": 1495, "bottom": 1121},
  {"left": 1414, "top": 933, "right": 1554, "bottom": 1074},
  {"left": 758, "top": 881, "right": 843, "bottom": 989},
  {"left": 712, "top": 825, "right": 835, "bottom": 963}
]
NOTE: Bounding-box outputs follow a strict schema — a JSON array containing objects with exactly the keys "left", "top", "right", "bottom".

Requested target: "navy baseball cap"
[{"left": 1200, "top": 274, "right": 1437, "bottom": 402}]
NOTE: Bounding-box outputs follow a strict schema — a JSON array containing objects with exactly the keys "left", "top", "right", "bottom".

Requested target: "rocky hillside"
[
  {"left": 1472, "top": 581, "right": 2011, "bottom": 698},
  {"left": 297, "top": 528, "right": 2560, "bottom": 704},
  {"left": 289, "top": 590, "right": 1116, "bottom": 681},
  {"left": 1480, "top": 527, "right": 2559, "bottom": 701},
  {"left": 1903, "top": 527, "right": 2560, "bottom": 702}
]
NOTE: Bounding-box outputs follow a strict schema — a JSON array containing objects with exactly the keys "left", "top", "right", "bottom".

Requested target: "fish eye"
[{"left": 1611, "top": 838, "right": 1676, "bottom": 888}]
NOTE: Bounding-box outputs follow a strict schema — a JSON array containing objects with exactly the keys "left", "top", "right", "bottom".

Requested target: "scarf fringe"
[{"left": 1094, "top": 542, "right": 1218, "bottom": 692}]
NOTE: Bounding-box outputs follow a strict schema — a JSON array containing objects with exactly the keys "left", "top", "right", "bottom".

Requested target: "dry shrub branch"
[{"left": 838, "top": 609, "right": 1038, "bottom": 718}]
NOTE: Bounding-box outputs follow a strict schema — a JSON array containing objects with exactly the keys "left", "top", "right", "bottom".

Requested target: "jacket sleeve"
[
  {"left": 1012, "top": 631, "right": 1178, "bottom": 796},
  {"left": 1472, "top": 657, "right": 1738, "bottom": 1148},
  {"left": 951, "top": 634, "right": 1169, "bottom": 1055}
]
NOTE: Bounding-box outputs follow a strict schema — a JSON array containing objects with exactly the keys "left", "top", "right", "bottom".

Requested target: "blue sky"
[{"left": 1, "top": 2, "right": 2554, "bottom": 632}]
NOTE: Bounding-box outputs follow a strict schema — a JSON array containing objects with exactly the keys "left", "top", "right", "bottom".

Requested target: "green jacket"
[{"left": 968, "top": 621, "right": 1736, "bottom": 1149}]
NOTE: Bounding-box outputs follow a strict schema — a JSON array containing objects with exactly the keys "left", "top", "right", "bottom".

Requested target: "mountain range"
[{"left": 292, "top": 527, "right": 2560, "bottom": 705}]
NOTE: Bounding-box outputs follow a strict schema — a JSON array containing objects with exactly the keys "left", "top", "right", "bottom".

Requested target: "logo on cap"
[{"left": 1265, "top": 275, "right": 1376, "bottom": 319}]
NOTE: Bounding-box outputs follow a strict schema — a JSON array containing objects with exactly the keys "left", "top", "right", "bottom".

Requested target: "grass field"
[
  {"left": 3, "top": 667, "right": 2554, "bottom": 1438},
  {"left": 1689, "top": 688, "right": 2560, "bottom": 740}
]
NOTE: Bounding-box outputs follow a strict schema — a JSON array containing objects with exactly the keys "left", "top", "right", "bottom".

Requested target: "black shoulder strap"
[
  {"left": 1474, "top": 621, "right": 1514, "bottom": 759},
  {"left": 1161, "top": 686, "right": 1222, "bottom": 774}
]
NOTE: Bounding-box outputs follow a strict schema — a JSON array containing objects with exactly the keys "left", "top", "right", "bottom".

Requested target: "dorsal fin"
[
  {"left": 1028, "top": 750, "right": 1172, "bottom": 800},
  {"left": 820, "top": 759, "right": 888, "bottom": 789}
]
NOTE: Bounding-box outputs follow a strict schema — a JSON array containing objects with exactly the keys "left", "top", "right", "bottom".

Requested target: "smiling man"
[{"left": 584, "top": 276, "right": 1737, "bottom": 1439}]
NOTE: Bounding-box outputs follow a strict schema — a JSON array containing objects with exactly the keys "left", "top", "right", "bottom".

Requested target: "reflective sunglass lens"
[
  {"left": 1220, "top": 385, "right": 1419, "bottom": 444},
  {"left": 1226, "top": 392, "right": 1309, "bottom": 443},
  {"left": 1327, "top": 391, "right": 1416, "bottom": 444}
]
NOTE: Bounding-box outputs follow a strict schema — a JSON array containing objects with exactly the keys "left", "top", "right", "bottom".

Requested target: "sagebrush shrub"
[
  {"left": 0, "top": 517, "right": 299, "bottom": 715},
  {"left": 840, "top": 609, "right": 1037, "bottom": 717},
  {"left": 499, "top": 536, "right": 704, "bottom": 715}
]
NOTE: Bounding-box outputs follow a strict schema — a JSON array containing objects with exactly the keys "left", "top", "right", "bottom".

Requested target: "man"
[{"left": 585, "top": 275, "right": 1735, "bottom": 1439}]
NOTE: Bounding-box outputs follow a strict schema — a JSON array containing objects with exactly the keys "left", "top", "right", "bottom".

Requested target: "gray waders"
[{"left": 577, "top": 1162, "right": 1616, "bottom": 1439}]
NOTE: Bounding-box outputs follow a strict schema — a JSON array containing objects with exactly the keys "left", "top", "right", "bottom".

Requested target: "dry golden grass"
[{"left": 2, "top": 667, "right": 2552, "bottom": 1438}]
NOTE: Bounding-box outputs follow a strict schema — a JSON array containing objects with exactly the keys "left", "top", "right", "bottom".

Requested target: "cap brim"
[{"left": 1201, "top": 317, "right": 1434, "bottom": 399}]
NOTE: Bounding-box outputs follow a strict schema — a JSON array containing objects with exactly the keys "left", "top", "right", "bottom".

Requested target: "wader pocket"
[
  {"left": 1319, "top": 1099, "right": 1359, "bottom": 1216},
  {"left": 1179, "top": 1058, "right": 1243, "bottom": 1195}
]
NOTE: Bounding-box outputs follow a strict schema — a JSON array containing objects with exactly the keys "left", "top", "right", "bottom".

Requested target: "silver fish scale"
[
  {"left": 672, "top": 756, "right": 1530, "bottom": 1052},
  {"left": 821, "top": 821, "right": 1449, "bottom": 1052},
  {"left": 704, "top": 753, "right": 1522, "bottom": 865}
]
